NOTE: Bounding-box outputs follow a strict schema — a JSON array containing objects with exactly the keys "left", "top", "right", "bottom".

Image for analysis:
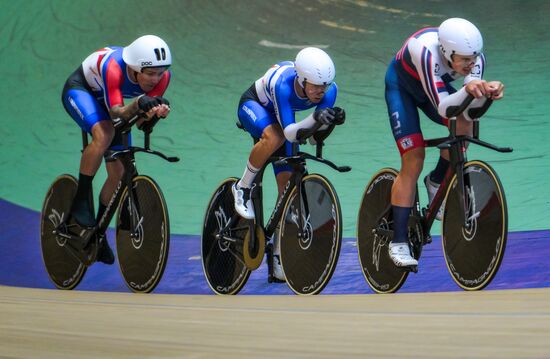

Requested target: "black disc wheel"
[
  {"left": 279, "top": 174, "right": 342, "bottom": 295},
  {"left": 40, "top": 175, "right": 87, "bottom": 290},
  {"left": 357, "top": 168, "right": 410, "bottom": 294},
  {"left": 442, "top": 160, "right": 508, "bottom": 290},
  {"left": 116, "top": 175, "right": 170, "bottom": 293},
  {"left": 201, "top": 178, "right": 251, "bottom": 295}
]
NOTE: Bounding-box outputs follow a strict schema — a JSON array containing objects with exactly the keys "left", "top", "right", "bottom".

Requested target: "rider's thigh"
[
  {"left": 237, "top": 100, "right": 276, "bottom": 139},
  {"left": 62, "top": 88, "right": 110, "bottom": 133},
  {"left": 261, "top": 124, "right": 286, "bottom": 150}
]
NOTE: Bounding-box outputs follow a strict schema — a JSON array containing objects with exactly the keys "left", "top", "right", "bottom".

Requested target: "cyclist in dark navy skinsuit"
[
  {"left": 61, "top": 35, "right": 172, "bottom": 264},
  {"left": 233, "top": 47, "right": 346, "bottom": 281},
  {"left": 384, "top": 18, "right": 505, "bottom": 267}
]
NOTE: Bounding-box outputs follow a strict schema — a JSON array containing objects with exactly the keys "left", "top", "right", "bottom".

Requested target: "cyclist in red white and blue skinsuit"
[
  {"left": 61, "top": 35, "right": 172, "bottom": 264},
  {"left": 384, "top": 18, "right": 505, "bottom": 267}
]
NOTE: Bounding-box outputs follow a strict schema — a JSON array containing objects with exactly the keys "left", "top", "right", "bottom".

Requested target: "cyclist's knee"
[
  {"left": 91, "top": 121, "right": 115, "bottom": 150},
  {"left": 260, "top": 125, "right": 285, "bottom": 151},
  {"left": 400, "top": 148, "right": 425, "bottom": 178}
]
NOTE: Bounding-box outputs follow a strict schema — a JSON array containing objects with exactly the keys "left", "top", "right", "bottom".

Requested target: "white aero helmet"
[
  {"left": 295, "top": 47, "right": 335, "bottom": 87},
  {"left": 438, "top": 18, "right": 483, "bottom": 63},
  {"left": 122, "top": 35, "right": 172, "bottom": 72}
]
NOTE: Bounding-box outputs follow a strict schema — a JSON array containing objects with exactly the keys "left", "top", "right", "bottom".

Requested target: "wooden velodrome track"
[{"left": 1, "top": 285, "right": 549, "bottom": 358}]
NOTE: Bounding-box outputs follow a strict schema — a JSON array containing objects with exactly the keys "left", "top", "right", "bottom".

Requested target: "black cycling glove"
[
  {"left": 313, "top": 107, "right": 336, "bottom": 125},
  {"left": 138, "top": 96, "right": 160, "bottom": 112},
  {"left": 332, "top": 107, "right": 346, "bottom": 125}
]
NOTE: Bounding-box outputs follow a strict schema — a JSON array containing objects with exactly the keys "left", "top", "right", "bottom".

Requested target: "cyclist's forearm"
[
  {"left": 437, "top": 86, "right": 469, "bottom": 118},
  {"left": 109, "top": 99, "right": 140, "bottom": 121},
  {"left": 283, "top": 114, "right": 328, "bottom": 142}
]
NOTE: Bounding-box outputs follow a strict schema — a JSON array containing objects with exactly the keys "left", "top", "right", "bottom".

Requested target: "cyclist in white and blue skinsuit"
[
  {"left": 385, "top": 18, "right": 505, "bottom": 267},
  {"left": 233, "top": 47, "right": 346, "bottom": 281}
]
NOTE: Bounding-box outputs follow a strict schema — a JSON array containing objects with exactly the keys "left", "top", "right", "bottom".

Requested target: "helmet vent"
[{"left": 153, "top": 48, "right": 167, "bottom": 61}]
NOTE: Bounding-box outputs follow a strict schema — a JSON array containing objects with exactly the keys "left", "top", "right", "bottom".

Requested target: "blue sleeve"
[
  {"left": 315, "top": 83, "right": 338, "bottom": 109},
  {"left": 271, "top": 78, "right": 295, "bottom": 129}
]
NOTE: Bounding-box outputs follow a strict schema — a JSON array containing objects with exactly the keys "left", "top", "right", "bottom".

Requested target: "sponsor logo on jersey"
[{"left": 242, "top": 105, "right": 257, "bottom": 122}]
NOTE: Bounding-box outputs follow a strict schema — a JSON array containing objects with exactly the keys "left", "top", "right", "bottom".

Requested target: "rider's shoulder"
[{"left": 408, "top": 33, "right": 439, "bottom": 58}]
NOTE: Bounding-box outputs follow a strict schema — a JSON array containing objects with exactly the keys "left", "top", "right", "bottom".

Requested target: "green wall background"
[{"left": 1, "top": 0, "right": 548, "bottom": 236}]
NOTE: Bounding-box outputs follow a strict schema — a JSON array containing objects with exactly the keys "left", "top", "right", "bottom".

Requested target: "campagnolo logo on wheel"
[
  {"left": 48, "top": 208, "right": 67, "bottom": 246},
  {"left": 367, "top": 173, "right": 395, "bottom": 194},
  {"left": 288, "top": 205, "right": 314, "bottom": 250},
  {"left": 128, "top": 200, "right": 145, "bottom": 249},
  {"left": 215, "top": 206, "right": 231, "bottom": 252},
  {"left": 462, "top": 185, "right": 479, "bottom": 241},
  {"left": 302, "top": 203, "right": 338, "bottom": 293},
  {"left": 218, "top": 268, "right": 247, "bottom": 294},
  {"left": 130, "top": 224, "right": 166, "bottom": 291},
  {"left": 372, "top": 217, "right": 390, "bottom": 271}
]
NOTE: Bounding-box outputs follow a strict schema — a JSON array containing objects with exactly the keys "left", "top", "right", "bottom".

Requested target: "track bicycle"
[
  {"left": 202, "top": 123, "right": 350, "bottom": 295},
  {"left": 357, "top": 95, "right": 512, "bottom": 293},
  {"left": 41, "top": 115, "right": 178, "bottom": 292}
]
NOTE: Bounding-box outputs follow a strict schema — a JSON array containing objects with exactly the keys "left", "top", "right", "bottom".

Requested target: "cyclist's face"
[
  {"left": 304, "top": 82, "right": 330, "bottom": 103},
  {"left": 136, "top": 67, "right": 168, "bottom": 92},
  {"left": 451, "top": 54, "right": 479, "bottom": 76}
]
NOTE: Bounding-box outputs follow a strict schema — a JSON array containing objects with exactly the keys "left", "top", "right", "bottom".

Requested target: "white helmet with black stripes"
[{"left": 123, "top": 35, "right": 172, "bottom": 73}]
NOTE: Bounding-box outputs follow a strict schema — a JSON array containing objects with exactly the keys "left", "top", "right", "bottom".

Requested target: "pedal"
[
  {"left": 404, "top": 265, "right": 418, "bottom": 273},
  {"left": 425, "top": 234, "right": 432, "bottom": 244}
]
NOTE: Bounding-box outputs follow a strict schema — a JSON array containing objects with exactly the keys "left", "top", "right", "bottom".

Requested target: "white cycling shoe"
[
  {"left": 271, "top": 228, "right": 285, "bottom": 282},
  {"left": 388, "top": 242, "right": 418, "bottom": 267},
  {"left": 272, "top": 254, "right": 286, "bottom": 282},
  {"left": 425, "top": 175, "right": 445, "bottom": 221},
  {"left": 232, "top": 183, "right": 255, "bottom": 220}
]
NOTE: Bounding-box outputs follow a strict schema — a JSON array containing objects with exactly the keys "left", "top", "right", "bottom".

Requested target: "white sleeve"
[
  {"left": 437, "top": 86, "right": 470, "bottom": 118},
  {"left": 409, "top": 41, "right": 446, "bottom": 109},
  {"left": 283, "top": 113, "right": 328, "bottom": 143}
]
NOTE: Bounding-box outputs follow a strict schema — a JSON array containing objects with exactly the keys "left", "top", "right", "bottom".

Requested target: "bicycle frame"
[
  {"left": 217, "top": 124, "right": 350, "bottom": 248},
  {"left": 253, "top": 143, "right": 309, "bottom": 240},
  {"left": 54, "top": 115, "right": 179, "bottom": 261}
]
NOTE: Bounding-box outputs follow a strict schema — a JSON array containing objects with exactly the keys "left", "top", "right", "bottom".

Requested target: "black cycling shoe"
[
  {"left": 70, "top": 200, "right": 96, "bottom": 228},
  {"left": 97, "top": 234, "right": 115, "bottom": 265}
]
